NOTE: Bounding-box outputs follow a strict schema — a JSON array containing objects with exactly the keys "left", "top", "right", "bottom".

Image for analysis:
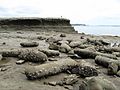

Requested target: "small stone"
[
  {"left": 16, "top": 60, "right": 25, "bottom": 65},
  {"left": 80, "top": 36, "right": 84, "bottom": 39},
  {"left": 60, "top": 33, "right": 66, "bottom": 37},
  {"left": 57, "top": 81, "right": 64, "bottom": 86},
  {"left": 63, "top": 85, "right": 73, "bottom": 90},
  {"left": 2, "top": 42, "right": 6, "bottom": 45},
  {"left": 1, "top": 68, "right": 7, "bottom": 71},
  {"left": 37, "top": 36, "right": 46, "bottom": 40},
  {"left": 48, "top": 81, "right": 57, "bottom": 86},
  {"left": 17, "top": 31, "right": 23, "bottom": 34},
  {"left": 48, "top": 58, "right": 57, "bottom": 61}
]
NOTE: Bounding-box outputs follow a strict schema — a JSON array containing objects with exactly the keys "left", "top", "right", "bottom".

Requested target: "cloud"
[{"left": 0, "top": 0, "right": 120, "bottom": 24}]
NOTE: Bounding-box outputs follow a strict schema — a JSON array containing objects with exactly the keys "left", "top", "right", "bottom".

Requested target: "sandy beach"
[{"left": 0, "top": 28, "right": 120, "bottom": 90}]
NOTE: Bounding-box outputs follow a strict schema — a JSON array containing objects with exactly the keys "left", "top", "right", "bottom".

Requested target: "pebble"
[
  {"left": 60, "top": 33, "right": 66, "bottom": 37},
  {"left": 47, "top": 81, "right": 57, "bottom": 86},
  {"left": 16, "top": 60, "right": 25, "bottom": 65}
]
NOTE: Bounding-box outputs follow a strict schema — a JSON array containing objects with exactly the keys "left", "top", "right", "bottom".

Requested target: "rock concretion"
[
  {"left": 2, "top": 50, "right": 21, "bottom": 57},
  {"left": 20, "top": 42, "right": 39, "bottom": 47},
  {"left": 87, "top": 77, "right": 117, "bottom": 90},
  {"left": 74, "top": 49, "right": 117, "bottom": 59},
  {"left": 59, "top": 43, "right": 71, "bottom": 53},
  {"left": 38, "top": 49, "right": 60, "bottom": 57},
  {"left": 95, "top": 55, "right": 120, "bottom": 68},
  {"left": 71, "top": 66, "right": 98, "bottom": 77},
  {"left": 18, "top": 50, "right": 48, "bottom": 63},
  {"left": 24, "top": 59, "right": 78, "bottom": 80}
]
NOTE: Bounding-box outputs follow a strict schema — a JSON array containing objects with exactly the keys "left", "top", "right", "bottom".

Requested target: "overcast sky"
[{"left": 0, "top": 0, "right": 120, "bottom": 25}]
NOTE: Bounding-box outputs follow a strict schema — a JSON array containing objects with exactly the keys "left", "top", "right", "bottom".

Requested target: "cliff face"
[{"left": 0, "top": 18, "right": 76, "bottom": 33}]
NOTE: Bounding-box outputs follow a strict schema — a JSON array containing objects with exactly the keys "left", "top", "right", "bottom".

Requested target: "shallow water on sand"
[{"left": 74, "top": 25, "right": 120, "bottom": 36}]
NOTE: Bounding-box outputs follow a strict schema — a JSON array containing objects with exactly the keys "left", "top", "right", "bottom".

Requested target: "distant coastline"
[
  {"left": 71, "top": 24, "right": 87, "bottom": 26},
  {"left": 72, "top": 24, "right": 120, "bottom": 27}
]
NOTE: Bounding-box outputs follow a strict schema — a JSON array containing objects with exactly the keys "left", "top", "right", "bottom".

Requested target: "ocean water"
[{"left": 74, "top": 25, "right": 120, "bottom": 36}]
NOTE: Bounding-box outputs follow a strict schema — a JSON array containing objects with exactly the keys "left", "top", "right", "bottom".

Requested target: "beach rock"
[
  {"left": 57, "top": 40, "right": 69, "bottom": 45},
  {"left": 68, "top": 54, "right": 81, "bottom": 59},
  {"left": 2, "top": 42, "right": 6, "bottom": 45},
  {"left": 60, "top": 33, "right": 66, "bottom": 37},
  {"left": 24, "top": 59, "right": 78, "bottom": 80},
  {"left": 2, "top": 50, "right": 21, "bottom": 57},
  {"left": 87, "top": 38, "right": 110, "bottom": 46},
  {"left": 73, "top": 80, "right": 88, "bottom": 90},
  {"left": 48, "top": 58, "right": 57, "bottom": 61},
  {"left": 18, "top": 50, "right": 48, "bottom": 63},
  {"left": 99, "top": 39, "right": 110, "bottom": 46},
  {"left": 85, "top": 46, "right": 96, "bottom": 52},
  {"left": 71, "top": 66, "right": 98, "bottom": 77},
  {"left": 74, "top": 49, "right": 97, "bottom": 59},
  {"left": 39, "top": 49, "right": 60, "bottom": 57},
  {"left": 87, "top": 77, "right": 117, "bottom": 90},
  {"left": 16, "top": 60, "right": 25, "bottom": 65},
  {"left": 16, "top": 31, "right": 24, "bottom": 34},
  {"left": 37, "top": 36, "right": 46, "bottom": 40},
  {"left": 68, "top": 50, "right": 74, "bottom": 54},
  {"left": 95, "top": 55, "right": 120, "bottom": 68},
  {"left": 49, "top": 43, "right": 59, "bottom": 50},
  {"left": 45, "top": 74, "right": 78, "bottom": 86},
  {"left": 59, "top": 43, "right": 71, "bottom": 53},
  {"left": 0, "top": 67, "right": 8, "bottom": 72},
  {"left": 69, "top": 41, "right": 82, "bottom": 48},
  {"left": 112, "top": 52, "right": 120, "bottom": 57},
  {"left": 20, "top": 42, "right": 39, "bottom": 47},
  {"left": 74, "top": 49, "right": 117, "bottom": 59},
  {"left": 47, "top": 82, "right": 57, "bottom": 86},
  {"left": 86, "top": 38, "right": 103, "bottom": 46},
  {"left": 46, "top": 37, "right": 61, "bottom": 43},
  {"left": 108, "top": 62, "right": 118, "bottom": 75},
  {"left": 116, "top": 70, "right": 120, "bottom": 77},
  {"left": 66, "top": 39, "right": 73, "bottom": 44},
  {"left": 62, "top": 74, "right": 78, "bottom": 85}
]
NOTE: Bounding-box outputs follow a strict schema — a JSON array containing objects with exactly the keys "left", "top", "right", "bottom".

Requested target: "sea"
[{"left": 73, "top": 25, "right": 120, "bottom": 36}]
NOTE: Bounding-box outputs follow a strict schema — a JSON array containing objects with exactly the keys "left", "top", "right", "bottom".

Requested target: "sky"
[{"left": 0, "top": 0, "right": 120, "bottom": 25}]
